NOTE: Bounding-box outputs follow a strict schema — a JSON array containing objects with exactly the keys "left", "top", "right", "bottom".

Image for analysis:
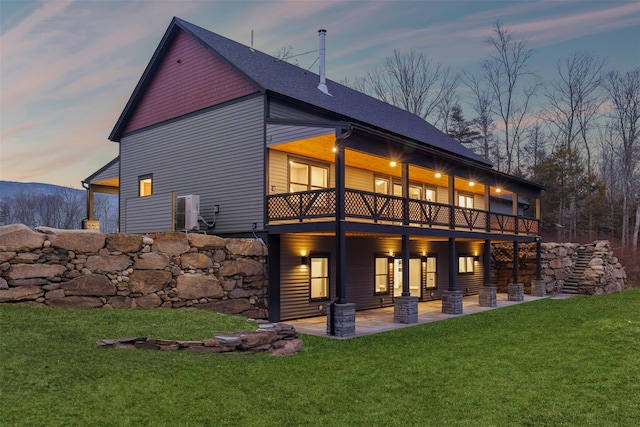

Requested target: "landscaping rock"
[
  {"left": 175, "top": 274, "right": 223, "bottom": 299},
  {"left": 85, "top": 255, "right": 132, "bottom": 273},
  {"left": 190, "top": 234, "right": 226, "bottom": 249},
  {"left": 0, "top": 224, "right": 45, "bottom": 252},
  {"left": 106, "top": 233, "right": 144, "bottom": 253},
  {"left": 36, "top": 227, "right": 105, "bottom": 253},
  {"left": 5, "top": 263, "right": 67, "bottom": 280},
  {"left": 181, "top": 253, "right": 213, "bottom": 269},
  {"left": 128, "top": 270, "right": 172, "bottom": 294},
  {"left": 225, "top": 238, "right": 268, "bottom": 256},
  {"left": 60, "top": 274, "right": 116, "bottom": 296},
  {"left": 150, "top": 232, "right": 190, "bottom": 255},
  {"left": 219, "top": 258, "right": 263, "bottom": 277},
  {"left": 134, "top": 252, "right": 170, "bottom": 270},
  {"left": 47, "top": 296, "right": 103, "bottom": 308},
  {"left": 0, "top": 285, "right": 43, "bottom": 302}
]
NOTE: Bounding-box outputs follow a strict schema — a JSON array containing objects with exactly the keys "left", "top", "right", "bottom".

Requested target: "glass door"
[{"left": 393, "top": 258, "right": 422, "bottom": 298}]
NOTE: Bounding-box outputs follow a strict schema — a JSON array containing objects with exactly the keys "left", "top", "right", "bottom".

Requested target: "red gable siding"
[{"left": 124, "top": 30, "right": 258, "bottom": 133}]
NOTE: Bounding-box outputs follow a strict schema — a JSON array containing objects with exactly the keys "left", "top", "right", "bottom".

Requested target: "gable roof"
[{"left": 110, "top": 17, "right": 491, "bottom": 167}]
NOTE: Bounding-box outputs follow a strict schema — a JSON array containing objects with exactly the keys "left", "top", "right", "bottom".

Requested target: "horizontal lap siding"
[
  {"left": 279, "top": 234, "right": 335, "bottom": 320},
  {"left": 122, "top": 193, "right": 173, "bottom": 233},
  {"left": 267, "top": 124, "right": 334, "bottom": 146},
  {"left": 120, "top": 97, "right": 265, "bottom": 233},
  {"left": 269, "top": 100, "right": 333, "bottom": 121},
  {"left": 279, "top": 235, "right": 488, "bottom": 319},
  {"left": 346, "top": 166, "right": 373, "bottom": 191}
]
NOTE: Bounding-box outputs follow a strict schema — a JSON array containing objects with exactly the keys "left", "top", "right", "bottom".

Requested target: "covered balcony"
[{"left": 266, "top": 130, "right": 541, "bottom": 237}]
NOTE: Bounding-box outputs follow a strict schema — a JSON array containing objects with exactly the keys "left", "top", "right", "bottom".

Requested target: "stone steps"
[{"left": 562, "top": 250, "right": 591, "bottom": 294}]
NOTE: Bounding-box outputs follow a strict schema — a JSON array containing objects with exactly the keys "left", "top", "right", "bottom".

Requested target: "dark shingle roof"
[{"left": 112, "top": 17, "right": 491, "bottom": 166}]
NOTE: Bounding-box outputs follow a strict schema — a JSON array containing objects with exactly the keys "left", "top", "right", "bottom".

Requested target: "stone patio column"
[
  {"left": 394, "top": 296, "right": 418, "bottom": 323},
  {"left": 531, "top": 280, "right": 546, "bottom": 297},
  {"left": 441, "top": 290, "right": 463, "bottom": 314},
  {"left": 507, "top": 283, "right": 524, "bottom": 301},
  {"left": 327, "top": 302, "right": 356, "bottom": 337},
  {"left": 478, "top": 286, "right": 497, "bottom": 307}
]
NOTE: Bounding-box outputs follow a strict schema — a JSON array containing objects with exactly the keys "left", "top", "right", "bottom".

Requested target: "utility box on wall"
[{"left": 176, "top": 195, "right": 200, "bottom": 231}]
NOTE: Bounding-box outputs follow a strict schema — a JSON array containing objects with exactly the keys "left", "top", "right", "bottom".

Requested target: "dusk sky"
[{"left": 1, "top": 0, "right": 639, "bottom": 188}]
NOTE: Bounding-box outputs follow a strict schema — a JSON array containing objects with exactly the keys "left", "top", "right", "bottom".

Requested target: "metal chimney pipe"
[{"left": 317, "top": 29, "right": 330, "bottom": 95}]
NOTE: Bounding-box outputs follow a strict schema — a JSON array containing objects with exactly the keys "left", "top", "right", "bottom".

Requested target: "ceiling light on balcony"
[
  {"left": 435, "top": 172, "right": 442, "bottom": 178},
  {"left": 469, "top": 181, "right": 475, "bottom": 187},
  {"left": 332, "top": 147, "right": 337, "bottom": 152},
  {"left": 389, "top": 161, "right": 397, "bottom": 167},
  {"left": 496, "top": 188, "right": 502, "bottom": 193}
]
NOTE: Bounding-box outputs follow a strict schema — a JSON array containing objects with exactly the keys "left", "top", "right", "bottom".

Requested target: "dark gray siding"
[
  {"left": 278, "top": 234, "right": 489, "bottom": 320},
  {"left": 279, "top": 234, "right": 335, "bottom": 320},
  {"left": 122, "top": 193, "right": 173, "bottom": 233},
  {"left": 119, "top": 96, "right": 265, "bottom": 233},
  {"left": 88, "top": 158, "right": 119, "bottom": 183},
  {"left": 267, "top": 124, "right": 333, "bottom": 146},
  {"left": 269, "top": 99, "right": 332, "bottom": 121}
]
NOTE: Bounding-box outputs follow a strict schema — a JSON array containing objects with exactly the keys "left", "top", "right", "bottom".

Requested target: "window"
[
  {"left": 289, "top": 159, "right": 328, "bottom": 192},
  {"left": 310, "top": 255, "right": 330, "bottom": 300},
  {"left": 458, "top": 193, "right": 473, "bottom": 208},
  {"left": 424, "top": 256, "right": 437, "bottom": 288},
  {"left": 425, "top": 188, "right": 436, "bottom": 202},
  {"left": 458, "top": 255, "right": 474, "bottom": 274},
  {"left": 138, "top": 174, "right": 152, "bottom": 197},
  {"left": 374, "top": 256, "right": 390, "bottom": 294},
  {"left": 374, "top": 176, "right": 389, "bottom": 194},
  {"left": 409, "top": 185, "right": 422, "bottom": 200}
]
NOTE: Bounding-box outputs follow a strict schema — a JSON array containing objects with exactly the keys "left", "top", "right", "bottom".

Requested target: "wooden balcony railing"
[{"left": 267, "top": 188, "right": 539, "bottom": 236}]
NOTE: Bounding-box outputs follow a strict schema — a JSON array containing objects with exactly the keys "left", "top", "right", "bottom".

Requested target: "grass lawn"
[{"left": 1, "top": 290, "right": 639, "bottom": 426}]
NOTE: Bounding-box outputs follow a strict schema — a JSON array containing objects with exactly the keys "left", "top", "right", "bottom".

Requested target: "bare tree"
[
  {"left": 603, "top": 68, "right": 640, "bottom": 251},
  {"left": 464, "top": 72, "right": 496, "bottom": 162},
  {"left": 351, "top": 50, "right": 459, "bottom": 127},
  {"left": 543, "top": 51, "right": 605, "bottom": 239},
  {"left": 482, "top": 20, "right": 539, "bottom": 174}
]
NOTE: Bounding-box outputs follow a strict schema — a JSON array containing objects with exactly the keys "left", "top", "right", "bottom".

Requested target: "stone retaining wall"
[
  {"left": 492, "top": 240, "right": 628, "bottom": 294},
  {"left": 0, "top": 224, "right": 268, "bottom": 318}
]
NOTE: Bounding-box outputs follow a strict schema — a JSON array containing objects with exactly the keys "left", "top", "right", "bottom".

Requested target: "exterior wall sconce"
[
  {"left": 421, "top": 256, "right": 428, "bottom": 263},
  {"left": 387, "top": 256, "right": 395, "bottom": 264},
  {"left": 301, "top": 256, "right": 309, "bottom": 265},
  {"left": 474, "top": 255, "right": 480, "bottom": 262}
]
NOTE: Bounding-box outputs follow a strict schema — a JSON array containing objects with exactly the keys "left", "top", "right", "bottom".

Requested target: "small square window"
[
  {"left": 458, "top": 255, "right": 474, "bottom": 274},
  {"left": 139, "top": 175, "right": 153, "bottom": 197}
]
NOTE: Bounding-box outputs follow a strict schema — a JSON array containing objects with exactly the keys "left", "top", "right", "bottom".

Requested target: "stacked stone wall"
[
  {"left": 0, "top": 224, "right": 268, "bottom": 318},
  {"left": 491, "top": 240, "right": 627, "bottom": 294}
]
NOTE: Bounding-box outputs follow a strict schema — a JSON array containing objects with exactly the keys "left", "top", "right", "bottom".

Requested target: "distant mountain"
[
  {"left": 0, "top": 180, "right": 85, "bottom": 200},
  {"left": 0, "top": 180, "right": 118, "bottom": 233}
]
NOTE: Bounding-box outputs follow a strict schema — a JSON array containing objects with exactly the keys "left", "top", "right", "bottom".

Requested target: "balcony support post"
[
  {"left": 513, "top": 240, "right": 519, "bottom": 284},
  {"left": 485, "top": 185, "right": 491, "bottom": 232},
  {"left": 334, "top": 127, "right": 350, "bottom": 306},
  {"left": 401, "top": 163, "right": 410, "bottom": 297},
  {"left": 484, "top": 239, "right": 492, "bottom": 286},
  {"left": 448, "top": 173, "right": 455, "bottom": 229}
]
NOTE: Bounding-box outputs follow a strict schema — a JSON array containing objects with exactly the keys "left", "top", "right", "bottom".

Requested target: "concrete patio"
[{"left": 288, "top": 293, "right": 564, "bottom": 338}]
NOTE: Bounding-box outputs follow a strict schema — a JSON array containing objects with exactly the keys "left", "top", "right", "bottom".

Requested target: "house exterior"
[{"left": 85, "top": 17, "right": 544, "bottom": 334}]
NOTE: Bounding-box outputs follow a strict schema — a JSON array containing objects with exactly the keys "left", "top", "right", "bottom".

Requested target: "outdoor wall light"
[
  {"left": 301, "top": 256, "right": 309, "bottom": 265},
  {"left": 421, "top": 256, "right": 428, "bottom": 263}
]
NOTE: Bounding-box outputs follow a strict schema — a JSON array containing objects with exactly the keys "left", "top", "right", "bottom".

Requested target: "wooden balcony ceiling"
[
  {"left": 271, "top": 136, "right": 504, "bottom": 197},
  {"left": 91, "top": 177, "right": 119, "bottom": 187}
]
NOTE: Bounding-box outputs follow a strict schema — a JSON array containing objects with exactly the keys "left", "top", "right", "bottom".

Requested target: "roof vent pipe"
[{"left": 317, "top": 29, "right": 331, "bottom": 96}]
